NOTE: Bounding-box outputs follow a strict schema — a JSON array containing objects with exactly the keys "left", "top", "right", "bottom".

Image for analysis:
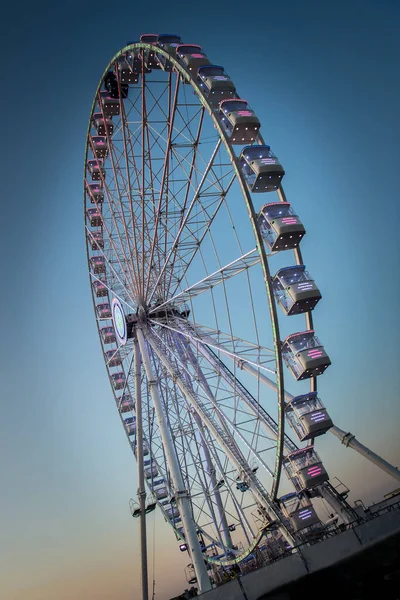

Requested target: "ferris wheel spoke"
[
  {"left": 147, "top": 137, "right": 223, "bottom": 304},
  {"left": 150, "top": 319, "right": 276, "bottom": 374},
  {"left": 157, "top": 105, "right": 207, "bottom": 299},
  {"left": 137, "top": 77, "right": 178, "bottom": 294},
  {"left": 137, "top": 75, "right": 169, "bottom": 293},
  {"left": 149, "top": 248, "right": 261, "bottom": 312},
  {"left": 140, "top": 72, "right": 147, "bottom": 293},
  {"left": 144, "top": 72, "right": 181, "bottom": 299},
  {"left": 163, "top": 160, "right": 237, "bottom": 301}
]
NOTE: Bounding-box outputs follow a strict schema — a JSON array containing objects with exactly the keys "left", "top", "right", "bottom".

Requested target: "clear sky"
[{"left": 1, "top": 1, "right": 400, "bottom": 599}]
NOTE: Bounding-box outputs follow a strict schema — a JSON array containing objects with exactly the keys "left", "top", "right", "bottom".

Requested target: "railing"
[{"left": 210, "top": 499, "right": 400, "bottom": 587}]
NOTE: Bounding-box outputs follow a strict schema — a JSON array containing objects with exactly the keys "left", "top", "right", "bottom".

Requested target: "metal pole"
[
  {"left": 136, "top": 326, "right": 212, "bottom": 593},
  {"left": 237, "top": 359, "right": 294, "bottom": 403},
  {"left": 330, "top": 425, "right": 400, "bottom": 482},
  {"left": 134, "top": 337, "right": 149, "bottom": 600}
]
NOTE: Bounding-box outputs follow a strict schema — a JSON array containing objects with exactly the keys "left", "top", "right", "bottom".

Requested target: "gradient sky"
[{"left": 1, "top": 1, "right": 400, "bottom": 599}]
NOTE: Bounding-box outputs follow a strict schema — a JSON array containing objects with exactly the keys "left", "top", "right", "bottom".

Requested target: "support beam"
[
  {"left": 136, "top": 326, "right": 212, "bottom": 593},
  {"left": 237, "top": 359, "right": 400, "bottom": 484},
  {"left": 330, "top": 425, "right": 400, "bottom": 482},
  {"left": 134, "top": 338, "right": 149, "bottom": 600}
]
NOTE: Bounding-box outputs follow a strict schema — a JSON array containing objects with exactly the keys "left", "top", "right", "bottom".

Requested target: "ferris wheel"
[{"left": 84, "top": 34, "right": 351, "bottom": 593}]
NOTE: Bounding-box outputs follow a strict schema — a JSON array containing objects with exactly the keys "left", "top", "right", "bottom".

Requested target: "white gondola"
[
  {"left": 118, "top": 394, "right": 135, "bottom": 413},
  {"left": 197, "top": 65, "right": 236, "bottom": 107},
  {"left": 91, "top": 136, "right": 108, "bottom": 159},
  {"left": 176, "top": 44, "right": 210, "bottom": 78},
  {"left": 101, "top": 326, "right": 116, "bottom": 344},
  {"left": 124, "top": 416, "right": 136, "bottom": 435},
  {"left": 89, "top": 231, "right": 104, "bottom": 251},
  {"left": 110, "top": 372, "right": 125, "bottom": 390},
  {"left": 105, "top": 349, "right": 122, "bottom": 367},
  {"left": 272, "top": 265, "right": 321, "bottom": 315},
  {"left": 87, "top": 159, "right": 106, "bottom": 182},
  {"left": 90, "top": 256, "right": 106, "bottom": 274},
  {"left": 218, "top": 99, "right": 260, "bottom": 144},
  {"left": 258, "top": 202, "right": 305, "bottom": 252},
  {"left": 92, "top": 112, "right": 114, "bottom": 136},
  {"left": 279, "top": 492, "right": 320, "bottom": 532},
  {"left": 154, "top": 486, "right": 168, "bottom": 500},
  {"left": 286, "top": 392, "right": 333, "bottom": 441},
  {"left": 133, "top": 439, "right": 149, "bottom": 456},
  {"left": 96, "top": 303, "right": 111, "bottom": 318},
  {"left": 239, "top": 145, "right": 284, "bottom": 192},
  {"left": 85, "top": 182, "right": 104, "bottom": 204},
  {"left": 139, "top": 34, "right": 160, "bottom": 70},
  {"left": 166, "top": 505, "right": 181, "bottom": 521},
  {"left": 283, "top": 446, "right": 329, "bottom": 491},
  {"left": 99, "top": 90, "right": 120, "bottom": 117},
  {"left": 86, "top": 208, "right": 102, "bottom": 227},
  {"left": 151, "top": 478, "right": 165, "bottom": 488},
  {"left": 282, "top": 330, "right": 331, "bottom": 381},
  {"left": 92, "top": 279, "right": 107, "bottom": 298},
  {"left": 117, "top": 57, "right": 139, "bottom": 84},
  {"left": 156, "top": 34, "right": 182, "bottom": 70},
  {"left": 143, "top": 459, "right": 158, "bottom": 478}
]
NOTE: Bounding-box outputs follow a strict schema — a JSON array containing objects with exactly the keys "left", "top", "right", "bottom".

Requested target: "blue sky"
[{"left": 1, "top": 1, "right": 399, "bottom": 599}]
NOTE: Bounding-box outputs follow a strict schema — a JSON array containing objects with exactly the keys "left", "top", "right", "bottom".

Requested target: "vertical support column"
[
  {"left": 136, "top": 326, "right": 212, "bottom": 593},
  {"left": 134, "top": 337, "right": 149, "bottom": 600}
]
